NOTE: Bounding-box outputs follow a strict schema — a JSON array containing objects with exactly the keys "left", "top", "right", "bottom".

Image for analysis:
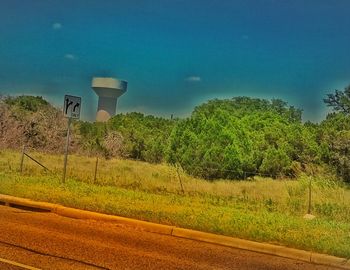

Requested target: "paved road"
[{"left": 0, "top": 205, "right": 337, "bottom": 270}]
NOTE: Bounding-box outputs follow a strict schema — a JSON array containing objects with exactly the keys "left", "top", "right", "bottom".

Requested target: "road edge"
[{"left": 1, "top": 194, "right": 349, "bottom": 269}]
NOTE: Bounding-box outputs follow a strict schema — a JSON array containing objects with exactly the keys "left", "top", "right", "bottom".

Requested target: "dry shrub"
[
  {"left": 102, "top": 131, "right": 124, "bottom": 158},
  {"left": 0, "top": 101, "right": 25, "bottom": 149},
  {"left": 0, "top": 99, "right": 70, "bottom": 153}
]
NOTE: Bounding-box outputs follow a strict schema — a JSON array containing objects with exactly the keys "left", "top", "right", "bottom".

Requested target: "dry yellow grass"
[{"left": 1, "top": 148, "right": 349, "bottom": 220}]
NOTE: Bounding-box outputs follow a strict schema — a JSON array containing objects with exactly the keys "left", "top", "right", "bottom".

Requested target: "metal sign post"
[
  {"left": 62, "top": 117, "right": 71, "bottom": 183},
  {"left": 62, "top": 95, "right": 81, "bottom": 184}
]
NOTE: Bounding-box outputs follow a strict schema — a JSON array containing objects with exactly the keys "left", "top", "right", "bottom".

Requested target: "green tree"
[
  {"left": 324, "top": 85, "right": 350, "bottom": 113},
  {"left": 167, "top": 97, "right": 310, "bottom": 179},
  {"left": 260, "top": 148, "right": 291, "bottom": 177},
  {"left": 4, "top": 95, "right": 49, "bottom": 112},
  {"left": 319, "top": 113, "right": 350, "bottom": 182}
]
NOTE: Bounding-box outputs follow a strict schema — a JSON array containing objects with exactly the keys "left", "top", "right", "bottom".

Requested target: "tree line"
[{"left": 1, "top": 85, "right": 349, "bottom": 182}]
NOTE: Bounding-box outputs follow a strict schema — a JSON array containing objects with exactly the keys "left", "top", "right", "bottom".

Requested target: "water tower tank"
[{"left": 92, "top": 77, "right": 127, "bottom": 122}]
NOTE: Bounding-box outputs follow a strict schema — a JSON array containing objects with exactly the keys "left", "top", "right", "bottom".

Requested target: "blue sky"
[{"left": 1, "top": 0, "right": 350, "bottom": 121}]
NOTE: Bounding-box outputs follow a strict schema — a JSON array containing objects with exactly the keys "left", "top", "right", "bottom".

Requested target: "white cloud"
[
  {"left": 64, "top": 54, "right": 76, "bottom": 60},
  {"left": 185, "top": 76, "right": 201, "bottom": 82},
  {"left": 52, "top": 23, "right": 62, "bottom": 30}
]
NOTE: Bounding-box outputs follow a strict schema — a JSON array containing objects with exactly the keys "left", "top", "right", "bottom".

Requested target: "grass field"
[{"left": 1, "top": 149, "right": 350, "bottom": 258}]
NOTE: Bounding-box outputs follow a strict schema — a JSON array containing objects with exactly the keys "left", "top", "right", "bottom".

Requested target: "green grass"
[{"left": 1, "top": 149, "right": 350, "bottom": 258}]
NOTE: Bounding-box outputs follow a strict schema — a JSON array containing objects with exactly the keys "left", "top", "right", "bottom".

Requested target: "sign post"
[{"left": 62, "top": 95, "right": 81, "bottom": 183}]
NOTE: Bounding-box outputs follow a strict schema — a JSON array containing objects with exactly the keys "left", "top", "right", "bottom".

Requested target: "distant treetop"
[
  {"left": 3, "top": 95, "right": 50, "bottom": 112},
  {"left": 324, "top": 85, "right": 350, "bottom": 114},
  {"left": 192, "top": 96, "right": 302, "bottom": 123}
]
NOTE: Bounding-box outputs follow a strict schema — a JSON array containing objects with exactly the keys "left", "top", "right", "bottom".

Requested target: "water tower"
[{"left": 92, "top": 77, "right": 127, "bottom": 122}]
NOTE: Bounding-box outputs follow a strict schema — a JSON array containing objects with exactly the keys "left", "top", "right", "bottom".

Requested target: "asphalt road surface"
[{"left": 0, "top": 205, "right": 338, "bottom": 270}]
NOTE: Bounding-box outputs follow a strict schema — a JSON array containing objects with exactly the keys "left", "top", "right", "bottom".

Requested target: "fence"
[
  {"left": 20, "top": 145, "right": 52, "bottom": 173},
  {"left": 12, "top": 146, "right": 342, "bottom": 218}
]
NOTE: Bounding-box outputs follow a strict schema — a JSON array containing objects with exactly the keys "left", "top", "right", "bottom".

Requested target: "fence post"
[
  {"left": 307, "top": 175, "right": 312, "bottom": 214},
  {"left": 20, "top": 145, "right": 25, "bottom": 173},
  {"left": 94, "top": 157, "right": 99, "bottom": 184},
  {"left": 176, "top": 164, "right": 185, "bottom": 194}
]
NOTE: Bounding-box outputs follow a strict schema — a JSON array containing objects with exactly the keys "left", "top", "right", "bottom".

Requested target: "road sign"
[
  {"left": 62, "top": 94, "right": 81, "bottom": 184},
  {"left": 63, "top": 95, "right": 81, "bottom": 119}
]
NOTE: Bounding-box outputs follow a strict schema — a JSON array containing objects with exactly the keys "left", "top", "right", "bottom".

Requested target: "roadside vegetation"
[
  {"left": 0, "top": 149, "right": 350, "bottom": 258},
  {"left": 1, "top": 87, "right": 350, "bottom": 182},
  {"left": 1, "top": 86, "right": 350, "bottom": 258}
]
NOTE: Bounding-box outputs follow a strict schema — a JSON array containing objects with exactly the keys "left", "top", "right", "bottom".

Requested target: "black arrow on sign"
[
  {"left": 65, "top": 99, "right": 73, "bottom": 114},
  {"left": 73, "top": 103, "right": 80, "bottom": 112}
]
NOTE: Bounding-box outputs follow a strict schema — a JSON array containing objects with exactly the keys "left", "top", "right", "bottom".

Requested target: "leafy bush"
[{"left": 167, "top": 97, "right": 320, "bottom": 179}]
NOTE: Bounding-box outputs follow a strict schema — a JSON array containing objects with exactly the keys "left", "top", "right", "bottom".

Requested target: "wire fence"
[
  {"left": 18, "top": 145, "right": 288, "bottom": 183},
  {"left": 20, "top": 146, "right": 52, "bottom": 173},
  {"left": 12, "top": 145, "right": 349, "bottom": 219}
]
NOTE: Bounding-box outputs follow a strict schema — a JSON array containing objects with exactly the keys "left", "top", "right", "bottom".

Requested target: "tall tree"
[
  {"left": 324, "top": 85, "right": 350, "bottom": 114},
  {"left": 322, "top": 85, "right": 350, "bottom": 182}
]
